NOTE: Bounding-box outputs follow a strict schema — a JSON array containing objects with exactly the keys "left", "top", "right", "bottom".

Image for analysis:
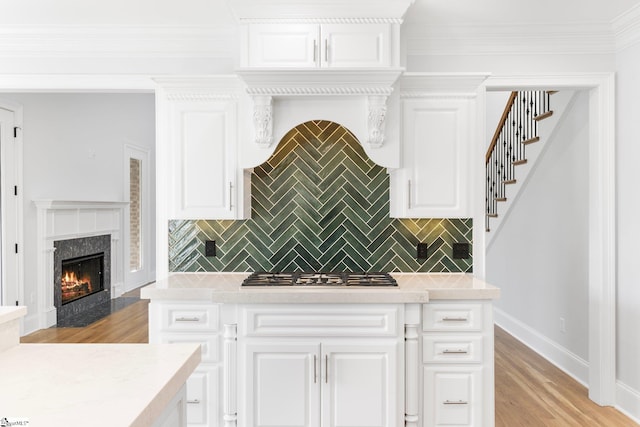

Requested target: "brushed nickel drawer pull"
[
  {"left": 443, "top": 349, "right": 469, "bottom": 355},
  {"left": 442, "top": 317, "right": 468, "bottom": 322},
  {"left": 443, "top": 400, "right": 468, "bottom": 405},
  {"left": 187, "top": 399, "right": 201, "bottom": 404},
  {"left": 175, "top": 316, "right": 201, "bottom": 322}
]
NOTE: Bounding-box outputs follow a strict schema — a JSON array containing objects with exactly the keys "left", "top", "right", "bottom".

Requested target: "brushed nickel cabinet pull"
[
  {"left": 229, "top": 182, "right": 233, "bottom": 211},
  {"left": 443, "top": 349, "right": 468, "bottom": 355},
  {"left": 442, "top": 317, "right": 468, "bottom": 322},
  {"left": 407, "top": 180, "right": 411, "bottom": 210},
  {"left": 313, "top": 40, "right": 318, "bottom": 63},
  {"left": 187, "top": 399, "right": 200, "bottom": 404},
  {"left": 325, "top": 355, "right": 329, "bottom": 383},
  {"left": 443, "top": 400, "right": 468, "bottom": 405},
  {"left": 175, "top": 316, "right": 200, "bottom": 322},
  {"left": 324, "top": 39, "right": 329, "bottom": 62},
  {"left": 313, "top": 355, "right": 317, "bottom": 384}
]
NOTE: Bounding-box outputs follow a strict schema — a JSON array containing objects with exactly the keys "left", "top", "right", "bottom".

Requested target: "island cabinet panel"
[{"left": 238, "top": 304, "right": 404, "bottom": 427}]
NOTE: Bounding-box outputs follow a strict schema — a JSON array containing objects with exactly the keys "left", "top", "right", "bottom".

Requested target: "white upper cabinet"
[
  {"left": 393, "top": 97, "right": 473, "bottom": 218},
  {"left": 242, "top": 22, "right": 394, "bottom": 69},
  {"left": 389, "top": 74, "right": 489, "bottom": 219},
  {"left": 156, "top": 77, "right": 251, "bottom": 221}
]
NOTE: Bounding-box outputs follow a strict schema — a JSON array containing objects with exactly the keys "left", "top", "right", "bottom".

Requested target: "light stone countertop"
[
  {"left": 0, "top": 342, "right": 201, "bottom": 427},
  {"left": 140, "top": 272, "right": 500, "bottom": 303}
]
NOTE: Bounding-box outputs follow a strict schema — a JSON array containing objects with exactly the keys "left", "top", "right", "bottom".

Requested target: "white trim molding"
[
  {"left": 32, "top": 200, "right": 128, "bottom": 333},
  {"left": 403, "top": 22, "right": 616, "bottom": 57},
  {"left": 612, "top": 3, "right": 640, "bottom": 52},
  {"left": 485, "top": 72, "right": 616, "bottom": 406}
]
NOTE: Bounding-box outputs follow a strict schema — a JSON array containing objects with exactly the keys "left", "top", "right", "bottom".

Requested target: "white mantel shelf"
[{"left": 141, "top": 272, "right": 500, "bottom": 303}]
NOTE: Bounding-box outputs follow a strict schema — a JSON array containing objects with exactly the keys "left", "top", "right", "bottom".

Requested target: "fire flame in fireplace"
[{"left": 61, "top": 271, "right": 93, "bottom": 300}]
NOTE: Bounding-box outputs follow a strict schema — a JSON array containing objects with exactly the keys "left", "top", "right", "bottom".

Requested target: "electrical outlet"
[
  {"left": 560, "top": 317, "right": 566, "bottom": 333},
  {"left": 453, "top": 243, "right": 470, "bottom": 259},
  {"left": 205, "top": 240, "right": 216, "bottom": 257},
  {"left": 417, "top": 243, "right": 428, "bottom": 260}
]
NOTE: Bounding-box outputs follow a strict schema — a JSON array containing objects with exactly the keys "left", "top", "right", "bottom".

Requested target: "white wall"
[
  {"left": 0, "top": 93, "right": 156, "bottom": 327},
  {"left": 485, "top": 91, "right": 512, "bottom": 147},
  {"left": 615, "top": 41, "right": 640, "bottom": 404},
  {"left": 486, "top": 91, "right": 590, "bottom": 380}
]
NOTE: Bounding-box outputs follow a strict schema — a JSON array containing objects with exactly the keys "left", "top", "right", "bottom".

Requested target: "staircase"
[{"left": 485, "top": 90, "right": 576, "bottom": 242}]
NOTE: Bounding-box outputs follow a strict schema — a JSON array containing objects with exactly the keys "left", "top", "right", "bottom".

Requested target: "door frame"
[
  {"left": 124, "top": 143, "right": 152, "bottom": 292},
  {"left": 0, "top": 100, "right": 24, "bottom": 308},
  {"left": 476, "top": 72, "right": 616, "bottom": 405}
]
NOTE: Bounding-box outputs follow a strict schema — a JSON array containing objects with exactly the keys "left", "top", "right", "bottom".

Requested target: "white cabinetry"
[
  {"left": 421, "top": 301, "right": 494, "bottom": 427},
  {"left": 243, "top": 23, "right": 393, "bottom": 69},
  {"left": 239, "top": 304, "right": 402, "bottom": 427},
  {"left": 148, "top": 302, "right": 223, "bottom": 427},
  {"left": 390, "top": 73, "right": 488, "bottom": 219},
  {"left": 156, "top": 78, "right": 249, "bottom": 221},
  {"left": 391, "top": 96, "right": 474, "bottom": 218}
]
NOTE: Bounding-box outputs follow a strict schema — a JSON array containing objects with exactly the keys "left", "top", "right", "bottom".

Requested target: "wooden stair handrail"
[{"left": 485, "top": 91, "right": 518, "bottom": 165}]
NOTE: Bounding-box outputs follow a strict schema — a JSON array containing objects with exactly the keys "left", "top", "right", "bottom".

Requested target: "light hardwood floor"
[{"left": 21, "top": 299, "right": 638, "bottom": 426}]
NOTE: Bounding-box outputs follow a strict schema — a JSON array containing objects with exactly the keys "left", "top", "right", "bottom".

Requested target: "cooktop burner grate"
[{"left": 242, "top": 272, "right": 397, "bottom": 287}]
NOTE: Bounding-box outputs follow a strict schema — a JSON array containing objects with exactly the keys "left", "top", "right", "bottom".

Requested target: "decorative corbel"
[
  {"left": 252, "top": 95, "right": 273, "bottom": 147},
  {"left": 367, "top": 95, "right": 388, "bottom": 148}
]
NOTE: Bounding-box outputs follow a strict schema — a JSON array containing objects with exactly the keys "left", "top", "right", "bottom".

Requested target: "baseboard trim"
[
  {"left": 494, "top": 307, "right": 589, "bottom": 386},
  {"left": 616, "top": 380, "right": 640, "bottom": 423}
]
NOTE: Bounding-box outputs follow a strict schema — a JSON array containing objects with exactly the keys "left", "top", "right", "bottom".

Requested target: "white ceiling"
[{"left": 405, "top": 0, "right": 640, "bottom": 25}]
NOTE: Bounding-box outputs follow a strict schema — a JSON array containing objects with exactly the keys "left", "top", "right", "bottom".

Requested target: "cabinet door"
[
  {"left": 247, "top": 24, "right": 319, "bottom": 68},
  {"left": 398, "top": 98, "right": 472, "bottom": 218},
  {"left": 244, "top": 342, "right": 321, "bottom": 427},
  {"left": 321, "top": 24, "right": 391, "bottom": 68},
  {"left": 423, "top": 366, "right": 482, "bottom": 427},
  {"left": 321, "top": 342, "right": 399, "bottom": 427},
  {"left": 168, "top": 98, "right": 237, "bottom": 219}
]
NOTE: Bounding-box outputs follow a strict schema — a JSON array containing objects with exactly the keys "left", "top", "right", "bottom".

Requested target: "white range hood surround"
[{"left": 237, "top": 68, "right": 403, "bottom": 169}]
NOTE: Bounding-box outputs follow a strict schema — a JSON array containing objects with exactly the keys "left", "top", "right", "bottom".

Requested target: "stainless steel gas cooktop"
[{"left": 242, "top": 272, "right": 398, "bottom": 287}]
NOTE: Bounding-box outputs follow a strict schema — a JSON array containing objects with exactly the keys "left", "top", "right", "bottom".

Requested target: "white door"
[
  {"left": 321, "top": 342, "right": 399, "bottom": 427},
  {"left": 245, "top": 342, "right": 321, "bottom": 427},
  {"left": 124, "top": 144, "right": 152, "bottom": 291},
  {"left": 0, "top": 105, "right": 22, "bottom": 307}
]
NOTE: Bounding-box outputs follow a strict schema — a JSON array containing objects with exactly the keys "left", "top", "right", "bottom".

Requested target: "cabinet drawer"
[
  {"left": 186, "top": 367, "right": 220, "bottom": 426},
  {"left": 241, "top": 304, "right": 400, "bottom": 337},
  {"left": 423, "top": 366, "right": 482, "bottom": 426},
  {"left": 158, "top": 333, "right": 220, "bottom": 363},
  {"left": 423, "top": 303, "right": 482, "bottom": 332},
  {"left": 423, "top": 336, "right": 483, "bottom": 364},
  {"left": 159, "top": 304, "right": 219, "bottom": 332}
]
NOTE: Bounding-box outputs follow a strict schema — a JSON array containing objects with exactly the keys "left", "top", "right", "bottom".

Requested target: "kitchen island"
[
  {"left": 0, "top": 306, "right": 201, "bottom": 427},
  {"left": 141, "top": 272, "right": 500, "bottom": 427}
]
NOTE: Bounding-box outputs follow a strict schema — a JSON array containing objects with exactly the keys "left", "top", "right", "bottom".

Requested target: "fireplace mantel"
[{"left": 33, "top": 200, "right": 128, "bottom": 331}]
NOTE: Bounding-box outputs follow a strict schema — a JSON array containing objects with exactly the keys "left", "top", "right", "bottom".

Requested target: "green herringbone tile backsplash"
[{"left": 169, "top": 120, "right": 472, "bottom": 272}]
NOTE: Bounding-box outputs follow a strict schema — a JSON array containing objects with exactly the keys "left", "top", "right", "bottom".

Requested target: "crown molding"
[
  {"left": 0, "top": 25, "right": 237, "bottom": 59},
  {"left": 612, "top": 3, "right": 640, "bottom": 51},
  {"left": 239, "top": 17, "right": 403, "bottom": 24},
  {"left": 227, "top": 0, "right": 415, "bottom": 20},
  {"left": 403, "top": 22, "right": 615, "bottom": 57}
]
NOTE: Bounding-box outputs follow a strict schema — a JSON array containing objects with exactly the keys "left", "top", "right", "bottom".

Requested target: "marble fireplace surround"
[{"left": 35, "top": 200, "right": 127, "bottom": 329}]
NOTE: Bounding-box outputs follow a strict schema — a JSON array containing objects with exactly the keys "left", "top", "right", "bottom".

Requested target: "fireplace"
[
  {"left": 54, "top": 234, "right": 111, "bottom": 323},
  {"left": 61, "top": 252, "right": 104, "bottom": 305}
]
